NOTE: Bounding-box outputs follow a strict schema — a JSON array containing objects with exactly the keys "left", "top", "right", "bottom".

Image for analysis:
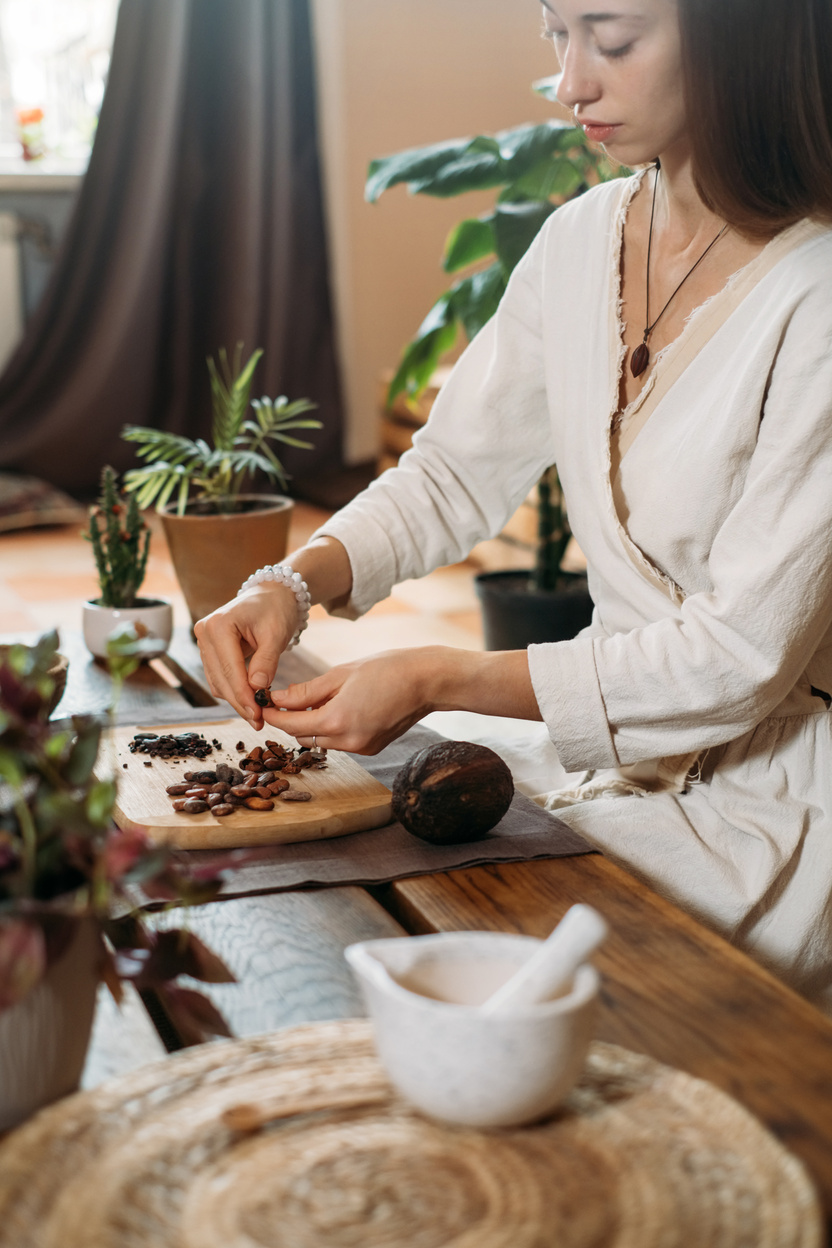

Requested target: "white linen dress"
[{"left": 315, "top": 174, "right": 832, "bottom": 1009}]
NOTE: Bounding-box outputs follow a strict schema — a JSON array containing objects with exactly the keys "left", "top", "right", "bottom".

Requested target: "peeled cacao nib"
[{"left": 391, "top": 740, "right": 514, "bottom": 845}]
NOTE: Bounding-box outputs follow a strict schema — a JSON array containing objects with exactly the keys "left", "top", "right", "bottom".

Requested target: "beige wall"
[{"left": 310, "top": 0, "right": 558, "bottom": 463}]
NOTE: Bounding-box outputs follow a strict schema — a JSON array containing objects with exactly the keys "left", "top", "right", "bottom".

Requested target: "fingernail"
[{"left": 250, "top": 672, "right": 268, "bottom": 688}]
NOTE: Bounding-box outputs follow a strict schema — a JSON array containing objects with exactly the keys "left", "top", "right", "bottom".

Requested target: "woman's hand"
[
  {"left": 194, "top": 536, "right": 354, "bottom": 726},
  {"left": 260, "top": 645, "right": 543, "bottom": 753},
  {"left": 262, "top": 648, "right": 450, "bottom": 754},
  {"left": 194, "top": 583, "right": 300, "bottom": 725}
]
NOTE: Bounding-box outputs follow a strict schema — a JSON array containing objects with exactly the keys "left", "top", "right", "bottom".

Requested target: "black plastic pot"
[{"left": 475, "top": 570, "right": 594, "bottom": 650}]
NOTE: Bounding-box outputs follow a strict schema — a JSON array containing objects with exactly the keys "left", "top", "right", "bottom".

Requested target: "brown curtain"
[{"left": 0, "top": 0, "right": 344, "bottom": 494}]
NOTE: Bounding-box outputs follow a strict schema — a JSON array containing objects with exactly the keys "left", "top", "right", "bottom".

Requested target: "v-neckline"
[{"left": 602, "top": 177, "right": 828, "bottom": 606}]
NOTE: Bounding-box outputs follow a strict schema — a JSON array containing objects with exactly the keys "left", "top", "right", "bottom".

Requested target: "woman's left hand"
[{"left": 263, "top": 647, "right": 450, "bottom": 754}]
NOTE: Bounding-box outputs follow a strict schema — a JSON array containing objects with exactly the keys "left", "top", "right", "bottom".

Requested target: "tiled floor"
[{"left": 0, "top": 502, "right": 485, "bottom": 665}]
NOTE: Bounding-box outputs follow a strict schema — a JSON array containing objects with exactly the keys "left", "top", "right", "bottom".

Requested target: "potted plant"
[
  {"left": 366, "top": 84, "right": 623, "bottom": 647},
  {"left": 82, "top": 465, "right": 173, "bottom": 660},
  {"left": 121, "top": 346, "right": 321, "bottom": 625},
  {"left": 0, "top": 631, "right": 237, "bottom": 1131}
]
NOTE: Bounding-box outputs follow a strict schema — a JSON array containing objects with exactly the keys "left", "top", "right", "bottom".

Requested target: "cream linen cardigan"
[{"left": 316, "top": 176, "right": 832, "bottom": 1008}]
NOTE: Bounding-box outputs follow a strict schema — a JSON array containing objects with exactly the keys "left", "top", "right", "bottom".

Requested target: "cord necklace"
[{"left": 630, "top": 160, "right": 729, "bottom": 378}]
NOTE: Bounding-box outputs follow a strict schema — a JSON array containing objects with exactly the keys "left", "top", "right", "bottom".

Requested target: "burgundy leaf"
[
  {"left": 100, "top": 945, "right": 125, "bottom": 1005},
  {"left": 112, "top": 929, "right": 234, "bottom": 988},
  {"left": 159, "top": 984, "right": 233, "bottom": 1046},
  {"left": 0, "top": 918, "right": 46, "bottom": 1009},
  {"left": 103, "top": 826, "right": 153, "bottom": 881},
  {"left": 172, "top": 931, "right": 236, "bottom": 984}
]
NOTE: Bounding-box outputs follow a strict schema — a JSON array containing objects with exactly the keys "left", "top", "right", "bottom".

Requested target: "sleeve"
[
  {"left": 529, "top": 279, "right": 832, "bottom": 770},
  {"left": 312, "top": 229, "right": 558, "bottom": 618}
]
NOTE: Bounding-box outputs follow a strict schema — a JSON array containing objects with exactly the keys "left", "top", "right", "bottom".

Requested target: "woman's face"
[{"left": 541, "top": 0, "right": 688, "bottom": 167}]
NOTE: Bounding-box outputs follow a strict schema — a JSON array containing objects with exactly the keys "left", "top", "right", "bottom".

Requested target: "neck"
[{"left": 652, "top": 144, "right": 725, "bottom": 249}]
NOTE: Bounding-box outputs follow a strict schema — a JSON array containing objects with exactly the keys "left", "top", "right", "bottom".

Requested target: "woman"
[{"left": 196, "top": 0, "right": 832, "bottom": 1007}]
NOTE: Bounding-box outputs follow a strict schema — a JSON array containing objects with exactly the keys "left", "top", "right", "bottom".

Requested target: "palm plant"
[
  {"left": 121, "top": 346, "right": 321, "bottom": 516},
  {"left": 367, "top": 84, "right": 623, "bottom": 590}
]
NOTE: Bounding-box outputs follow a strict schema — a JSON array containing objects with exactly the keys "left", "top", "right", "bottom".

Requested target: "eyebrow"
[{"left": 540, "top": 4, "right": 640, "bottom": 20}]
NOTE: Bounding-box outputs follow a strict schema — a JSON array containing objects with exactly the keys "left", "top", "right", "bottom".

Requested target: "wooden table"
[{"left": 28, "top": 629, "right": 832, "bottom": 1236}]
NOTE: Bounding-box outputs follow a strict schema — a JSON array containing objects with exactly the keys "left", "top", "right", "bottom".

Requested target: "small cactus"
[{"left": 85, "top": 466, "right": 150, "bottom": 608}]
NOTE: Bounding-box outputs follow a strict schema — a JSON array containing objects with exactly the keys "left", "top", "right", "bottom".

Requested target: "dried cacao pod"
[{"left": 392, "top": 740, "right": 514, "bottom": 844}]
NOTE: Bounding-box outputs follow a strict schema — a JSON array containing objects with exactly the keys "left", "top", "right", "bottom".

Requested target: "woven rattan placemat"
[{"left": 0, "top": 1019, "right": 821, "bottom": 1248}]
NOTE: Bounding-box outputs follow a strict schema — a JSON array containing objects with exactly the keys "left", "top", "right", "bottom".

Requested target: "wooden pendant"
[{"left": 630, "top": 342, "right": 650, "bottom": 378}]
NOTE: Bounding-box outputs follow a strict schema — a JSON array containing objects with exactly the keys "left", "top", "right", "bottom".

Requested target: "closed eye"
[{"left": 601, "top": 41, "right": 634, "bottom": 58}]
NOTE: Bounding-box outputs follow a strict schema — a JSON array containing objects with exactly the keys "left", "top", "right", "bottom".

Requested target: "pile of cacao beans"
[{"left": 153, "top": 740, "right": 327, "bottom": 818}]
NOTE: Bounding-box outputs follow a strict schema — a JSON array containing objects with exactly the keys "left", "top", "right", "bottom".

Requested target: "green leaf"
[
  {"left": 443, "top": 216, "right": 496, "bottom": 273},
  {"left": 86, "top": 778, "right": 116, "bottom": 826},
  {"left": 64, "top": 720, "right": 102, "bottom": 787},
  {"left": 532, "top": 74, "right": 562, "bottom": 102},
  {"left": 386, "top": 314, "right": 458, "bottom": 406},
  {"left": 365, "top": 137, "right": 478, "bottom": 202},
  {"left": 492, "top": 201, "right": 555, "bottom": 274},
  {"left": 508, "top": 153, "right": 585, "bottom": 202},
  {"left": 448, "top": 264, "right": 506, "bottom": 341},
  {"left": 0, "top": 748, "right": 24, "bottom": 788},
  {"left": 495, "top": 120, "right": 573, "bottom": 175},
  {"left": 408, "top": 150, "right": 505, "bottom": 198}
]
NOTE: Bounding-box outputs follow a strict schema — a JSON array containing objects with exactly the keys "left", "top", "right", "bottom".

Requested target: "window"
[{"left": 0, "top": 0, "right": 119, "bottom": 169}]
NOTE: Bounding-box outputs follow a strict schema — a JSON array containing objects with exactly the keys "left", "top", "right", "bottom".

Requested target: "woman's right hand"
[
  {"left": 194, "top": 582, "right": 300, "bottom": 726},
  {"left": 194, "top": 535, "right": 354, "bottom": 725}
]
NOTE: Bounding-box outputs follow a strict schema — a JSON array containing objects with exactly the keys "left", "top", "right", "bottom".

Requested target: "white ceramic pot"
[
  {"left": 82, "top": 598, "right": 173, "bottom": 660},
  {"left": 0, "top": 918, "right": 102, "bottom": 1131},
  {"left": 346, "top": 931, "right": 599, "bottom": 1129}
]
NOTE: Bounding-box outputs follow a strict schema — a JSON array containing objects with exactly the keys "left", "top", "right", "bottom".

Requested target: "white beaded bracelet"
[{"left": 237, "top": 563, "right": 311, "bottom": 649}]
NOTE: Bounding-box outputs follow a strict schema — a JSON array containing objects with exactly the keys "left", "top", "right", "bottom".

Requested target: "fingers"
[
  {"left": 260, "top": 657, "right": 425, "bottom": 754},
  {"left": 195, "top": 584, "right": 297, "bottom": 722},
  {"left": 195, "top": 612, "right": 260, "bottom": 722}
]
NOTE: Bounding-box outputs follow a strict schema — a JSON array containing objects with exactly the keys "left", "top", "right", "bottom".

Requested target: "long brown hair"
[{"left": 679, "top": 0, "right": 832, "bottom": 237}]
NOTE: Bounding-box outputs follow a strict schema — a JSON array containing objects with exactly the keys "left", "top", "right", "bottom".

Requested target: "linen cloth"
[
  {"left": 172, "top": 724, "right": 592, "bottom": 898},
  {"left": 315, "top": 175, "right": 832, "bottom": 1009}
]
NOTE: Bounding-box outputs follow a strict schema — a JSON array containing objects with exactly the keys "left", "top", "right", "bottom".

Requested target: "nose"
[{"left": 555, "top": 43, "right": 601, "bottom": 113}]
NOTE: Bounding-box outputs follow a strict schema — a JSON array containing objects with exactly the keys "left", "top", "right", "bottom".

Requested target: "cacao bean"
[
  {"left": 230, "top": 786, "right": 252, "bottom": 799},
  {"left": 256, "top": 770, "right": 276, "bottom": 785},
  {"left": 165, "top": 784, "right": 191, "bottom": 796},
  {"left": 244, "top": 796, "right": 274, "bottom": 810},
  {"left": 182, "top": 799, "right": 209, "bottom": 814},
  {"left": 281, "top": 790, "right": 312, "bottom": 802},
  {"left": 254, "top": 689, "right": 271, "bottom": 708},
  {"left": 209, "top": 782, "right": 230, "bottom": 795},
  {"left": 207, "top": 793, "right": 225, "bottom": 808},
  {"left": 252, "top": 786, "right": 274, "bottom": 799},
  {"left": 212, "top": 804, "right": 234, "bottom": 817},
  {"left": 185, "top": 787, "right": 209, "bottom": 799},
  {"left": 172, "top": 799, "right": 187, "bottom": 811},
  {"left": 267, "top": 778, "right": 290, "bottom": 795}
]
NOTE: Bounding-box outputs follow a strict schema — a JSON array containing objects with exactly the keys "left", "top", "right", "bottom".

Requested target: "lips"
[{"left": 580, "top": 121, "right": 620, "bottom": 143}]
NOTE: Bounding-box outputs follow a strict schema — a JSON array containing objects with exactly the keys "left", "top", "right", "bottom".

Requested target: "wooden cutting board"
[{"left": 103, "top": 721, "right": 393, "bottom": 849}]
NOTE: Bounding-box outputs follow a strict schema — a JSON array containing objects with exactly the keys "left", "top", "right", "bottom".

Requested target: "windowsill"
[{"left": 0, "top": 150, "right": 87, "bottom": 192}]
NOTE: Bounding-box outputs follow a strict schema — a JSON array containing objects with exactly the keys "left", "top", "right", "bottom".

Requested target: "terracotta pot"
[
  {"left": 82, "top": 597, "right": 173, "bottom": 659},
  {"left": 0, "top": 918, "right": 101, "bottom": 1131},
  {"left": 159, "top": 494, "right": 294, "bottom": 626}
]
